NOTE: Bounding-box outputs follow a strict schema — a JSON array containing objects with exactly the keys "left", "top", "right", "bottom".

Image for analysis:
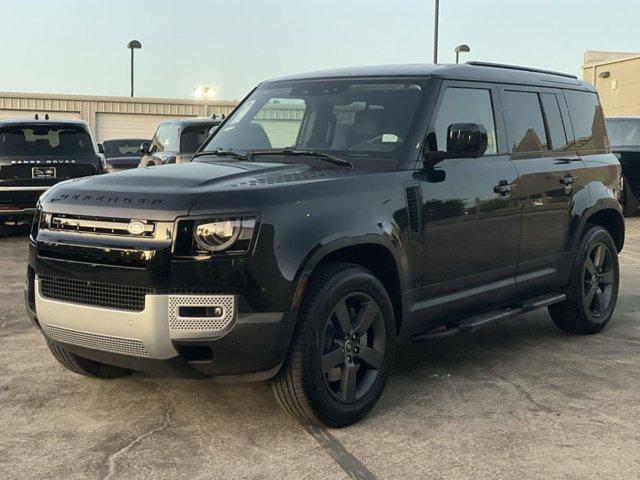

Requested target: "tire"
[
  {"left": 622, "top": 176, "right": 637, "bottom": 217},
  {"left": 272, "top": 263, "right": 396, "bottom": 427},
  {"left": 46, "top": 339, "right": 132, "bottom": 378},
  {"left": 549, "top": 225, "right": 619, "bottom": 334}
]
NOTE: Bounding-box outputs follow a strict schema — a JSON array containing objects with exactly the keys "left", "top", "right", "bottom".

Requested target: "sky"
[{"left": 0, "top": 0, "right": 638, "bottom": 101}]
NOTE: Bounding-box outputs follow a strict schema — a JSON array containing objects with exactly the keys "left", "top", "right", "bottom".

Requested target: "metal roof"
[
  {"left": 265, "top": 62, "right": 592, "bottom": 90},
  {"left": 158, "top": 117, "right": 223, "bottom": 126},
  {"left": 0, "top": 117, "right": 89, "bottom": 127}
]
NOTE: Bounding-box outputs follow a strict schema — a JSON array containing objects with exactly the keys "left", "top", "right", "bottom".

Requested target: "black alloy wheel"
[
  {"left": 549, "top": 225, "right": 619, "bottom": 334},
  {"left": 583, "top": 242, "right": 615, "bottom": 318},
  {"left": 320, "top": 292, "right": 386, "bottom": 404}
]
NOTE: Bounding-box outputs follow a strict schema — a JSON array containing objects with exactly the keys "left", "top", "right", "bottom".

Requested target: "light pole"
[
  {"left": 455, "top": 44, "right": 470, "bottom": 64},
  {"left": 433, "top": 0, "right": 439, "bottom": 63},
  {"left": 127, "top": 40, "right": 142, "bottom": 97}
]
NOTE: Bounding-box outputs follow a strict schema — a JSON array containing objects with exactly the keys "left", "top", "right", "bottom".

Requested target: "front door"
[{"left": 414, "top": 82, "right": 521, "bottom": 328}]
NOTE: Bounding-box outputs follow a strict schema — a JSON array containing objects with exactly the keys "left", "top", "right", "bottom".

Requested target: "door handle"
[
  {"left": 493, "top": 179, "right": 514, "bottom": 197},
  {"left": 560, "top": 173, "right": 575, "bottom": 186}
]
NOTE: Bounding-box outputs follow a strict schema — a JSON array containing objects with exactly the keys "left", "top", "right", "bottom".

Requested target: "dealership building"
[
  {"left": 583, "top": 51, "right": 640, "bottom": 117},
  {"left": 0, "top": 92, "right": 237, "bottom": 142}
]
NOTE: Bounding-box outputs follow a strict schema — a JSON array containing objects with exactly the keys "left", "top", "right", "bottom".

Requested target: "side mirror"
[
  {"left": 423, "top": 122, "right": 488, "bottom": 165},
  {"left": 140, "top": 142, "right": 153, "bottom": 155},
  {"left": 97, "top": 143, "right": 104, "bottom": 154},
  {"left": 446, "top": 123, "right": 487, "bottom": 158}
]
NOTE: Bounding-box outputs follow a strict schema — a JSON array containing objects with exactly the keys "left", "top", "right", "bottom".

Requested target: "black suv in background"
[
  {"left": 0, "top": 117, "right": 104, "bottom": 230},
  {"left": 606, "top": 116, "right": 640, "bottom": 216},
  {"left": 139, "top": 117, "right": 222, "bottom": 167},
  {"left": 101, "top": 138, "right": 149, "bottom": 173},
  {"left": 26, "top": 63, "right": 623, "bottom": 427}
]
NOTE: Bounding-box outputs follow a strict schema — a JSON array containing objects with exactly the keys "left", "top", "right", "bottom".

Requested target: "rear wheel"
[
  {"left": 46, "top": 339, "right": 132, "bottom": 378},
  {"left": 272, "top": 263, "right": 395, "bottom": 427},
  {"left": 549, "top": 225, "right": 619, "bottom": 334}
]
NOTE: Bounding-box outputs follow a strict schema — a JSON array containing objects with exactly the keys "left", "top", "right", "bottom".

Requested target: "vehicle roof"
[
  {"left": 265, "top": 62, "right": 594, "bottom": 91},
  {"left": 158, "top": 117, "right": 222, "bottom": 127},
  {"left": 0, "top": 117, "right": 90, "bottom": 127}
]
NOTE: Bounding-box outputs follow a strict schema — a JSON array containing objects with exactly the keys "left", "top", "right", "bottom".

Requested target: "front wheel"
[
  {"left": 549, "top": 225, "right": 619, "bottom": 334},
  {"left": 272, "top": 263, "right": 396, "bottom": 427}
]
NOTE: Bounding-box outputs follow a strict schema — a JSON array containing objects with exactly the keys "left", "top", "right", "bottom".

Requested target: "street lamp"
[
  {"left": 455, "top": 44, "right": 470, "bottom": 64},
  {"left": 127, "top": 40, "right": 142, "bottom": 97},
  {"left": 192, "top": 86, "right": 217, "bottom": 101},
  {"left": 433, "top": 0, "right": 440, "bottom": 63}
]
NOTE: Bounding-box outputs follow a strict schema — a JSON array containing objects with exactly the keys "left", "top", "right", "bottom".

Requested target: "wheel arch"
[
  {"left": 576, "top": 201, "right": 625, "bottom": 252},
  {"left": 289, "top": 236, "right": 405, "bottom": 335}
]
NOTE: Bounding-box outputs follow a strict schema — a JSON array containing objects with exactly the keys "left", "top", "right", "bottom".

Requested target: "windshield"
[
  {"left": 606, "top": 120, "right": 640, "bottom": 148},
  {"left": 0, "top": 124, "right": 94, "bottom": 156},
  {"left": 103, "top": 139, "right": 147, "bottom": 158},
  {"left": 151, "top": 124, "right": 180, "bottom": 152},
  {"left": 201, "top": 79, "right": 426, "bottom": 163},
  {"left": 180, "top": 125, "right": 215, "bottom": 153}
]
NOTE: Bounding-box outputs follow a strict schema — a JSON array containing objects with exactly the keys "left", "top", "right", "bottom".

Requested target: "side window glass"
[
  {"left": 540, "top": 93, "right": 569, "bottom": 151},
  {"left": 503, "top": 91, "right": 548, "bottom": 153},
  {"left": 564, "top": 90, "right": 609, "bottom": 152},
  {"left": 433, "top": 87, "right": 497, "bottom": 155}
]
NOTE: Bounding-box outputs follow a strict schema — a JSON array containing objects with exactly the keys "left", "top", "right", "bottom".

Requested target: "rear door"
[
  {"left": 415, "top": 81, "right": 521, "bottom": 324},
  {"left": 499, "top": 86, "right": 588, "bottom": 296}
]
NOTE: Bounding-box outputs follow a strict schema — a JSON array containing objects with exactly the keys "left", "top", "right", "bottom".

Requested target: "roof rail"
[{"left": 466, "top": 61, "right": 578, "bottom": 79}]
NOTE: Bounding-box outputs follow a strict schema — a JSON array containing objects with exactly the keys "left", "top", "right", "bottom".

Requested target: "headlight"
[
  {"left": 194, "top": 219, "right": 242, "bottom": 252},
  {"left": 174, "top": 215, "right": 258, "bottom": 257}
]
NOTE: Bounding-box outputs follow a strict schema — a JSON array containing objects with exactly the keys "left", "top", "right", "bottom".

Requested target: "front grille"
[
  {"left": 46, "top": 213, "right": 155, "bottom": 237},
  {"left": 40, "top": 275, "right": 153, "bottom": 312},
  {"left": 47, "top": 325, "right": 149, "bottom": 357}
]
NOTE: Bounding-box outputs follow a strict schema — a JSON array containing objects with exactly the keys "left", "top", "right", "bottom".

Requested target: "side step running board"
[{"left": 411, "top": 292, "right": 566, "bottom": 343}]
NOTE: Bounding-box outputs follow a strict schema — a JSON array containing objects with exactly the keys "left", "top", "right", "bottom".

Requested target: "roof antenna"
[
  {"left": 45, "top": 114, "right": 49, "bottom": 120},
  {"left": 34, "top": 114, "right": 39, "bottom": 120}
]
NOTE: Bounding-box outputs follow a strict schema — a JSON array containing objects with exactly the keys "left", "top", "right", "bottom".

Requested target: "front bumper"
[{"left": 30, "top": 275, "right": 294, "bottom": 380}]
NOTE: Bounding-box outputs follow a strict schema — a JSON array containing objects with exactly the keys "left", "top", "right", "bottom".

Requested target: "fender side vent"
[{"left": 405, "top": 185, "right": 423, "bottom": 233}]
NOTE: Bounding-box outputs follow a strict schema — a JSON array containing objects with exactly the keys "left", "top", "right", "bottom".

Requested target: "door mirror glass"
[
  {"left": 424, "top": 122, "right": 488, "bottom": 164},
  {"left": 97, "top": 143, "right": 104, "bottom": 154},
  {"left": 446, "top": 123, "right": 488, "bottom": 158}
]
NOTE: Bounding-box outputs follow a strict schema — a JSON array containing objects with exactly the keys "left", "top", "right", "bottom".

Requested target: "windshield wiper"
[
  {"left": 191, "top": 149, "right": 249, "bottom": 161},
  {"left": 247, "top": 149, "right": 353, "bottom": 168}
]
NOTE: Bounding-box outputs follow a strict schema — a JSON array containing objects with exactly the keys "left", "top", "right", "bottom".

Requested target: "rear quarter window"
[{"left": 564, "top": 90, "right": 609, "bottom": 153}]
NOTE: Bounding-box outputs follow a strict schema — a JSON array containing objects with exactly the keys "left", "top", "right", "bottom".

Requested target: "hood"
[{"left": 39, "top": 160, "right": 355, "bottom": 220}]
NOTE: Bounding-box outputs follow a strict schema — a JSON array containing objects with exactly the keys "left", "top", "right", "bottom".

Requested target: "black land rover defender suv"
[
  {"left": 138, "top": 117, "right": 222, "bottom": 167},
  {"left": 605, "top": 116, "right": 640, "bottom": 216},
  {"left": 26, "top": 63, "right": 624, "bottom": 427},
  {"left": 0, "top": 117, "right": 104, "bottom": 229}
]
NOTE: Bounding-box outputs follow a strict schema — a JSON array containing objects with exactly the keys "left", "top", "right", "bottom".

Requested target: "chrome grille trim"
[
  {"left": 46, "top": 213, "right": 155, "bottom": 237},
  {"left": 40, "top": 275, "right": 153, "bottom": 312},
  {"left": 168, "top": 295, "right": 236, "bottom": 336},
  {"left": 47, "top": 325, "right": 149, "bottom": 357}
]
